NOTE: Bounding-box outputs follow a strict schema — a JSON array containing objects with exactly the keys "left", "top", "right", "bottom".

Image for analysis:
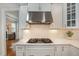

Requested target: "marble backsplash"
[{"left": 22, "top": 24, "right": 79, "bottom": 41}]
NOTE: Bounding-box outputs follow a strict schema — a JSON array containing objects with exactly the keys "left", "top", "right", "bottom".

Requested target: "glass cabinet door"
[{"left": 67, "top": 3, "right": 76, "bottom": 27}]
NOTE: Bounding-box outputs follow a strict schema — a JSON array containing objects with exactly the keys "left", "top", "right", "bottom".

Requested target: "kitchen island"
[{"left": 12, "top": 38, "right": 79, "bottom": 56}]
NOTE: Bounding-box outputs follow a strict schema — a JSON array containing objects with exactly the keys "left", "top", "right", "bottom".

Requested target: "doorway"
[{"left": 6, "top": 11, "right": 19, "bottom": 56}]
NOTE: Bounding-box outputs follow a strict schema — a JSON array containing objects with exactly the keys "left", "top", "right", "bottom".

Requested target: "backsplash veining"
[
  {"left": 22, "top": 24, "right": 79, "bottom": 41},
  {"left": 23, "top": 24, "right": 64, "bottom": 41}
]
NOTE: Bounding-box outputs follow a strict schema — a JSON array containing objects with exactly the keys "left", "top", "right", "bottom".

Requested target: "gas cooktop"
[{"left": 27, "top": 38, "right": 53, "bottom": 43}]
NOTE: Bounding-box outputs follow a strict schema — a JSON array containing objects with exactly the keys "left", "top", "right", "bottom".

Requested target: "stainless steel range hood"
[{"left": 27, "top": 12, "right": 53, "bottom": 24}]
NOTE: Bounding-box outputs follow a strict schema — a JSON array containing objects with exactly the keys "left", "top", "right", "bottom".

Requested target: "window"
[
  {"left": 67, "top": 14, "right": 70, "bottom": 20},
  {"left": 72, "top": 13, "right": 75, "bottom": 19},
  {"left": 67, "top": 21, "right": 71, "bottom": 26},
  {"left": 72, "top": 20, "right": 76, "bottom": 26},
  {"left": 67, "top": 3, "right": 76, "bottom": 27},
  {"left": 67, "top": 3, "right": 70, "bottom": 7}
]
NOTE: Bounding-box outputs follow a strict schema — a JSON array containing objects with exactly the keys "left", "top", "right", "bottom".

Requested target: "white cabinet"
[
  {"left": 62, "top": 45, "right": 71, "bottom": 56},
  {"left": 28, "top": 3, "right": 51, "bottom": 11},
  {"left": 55, "top": 45, "right": 71, "bottom": 56},
  {"left": 70, "top": 46, "right": 79, "bottom": 56},
  {"left": 15, "top": 45, "right": 25, "bottom": 56},
  {"left": 25, "top": 45, "right": 55, "bottom": 56},
  {"left": 28, "top": 4, "right": 39, "bottom": 11},
  {"left": 14, "top": 44, "right": 79, "bottom": 56},
  {"left": 19, "top": 6, "right": 28, "bottom": 39},
  {"left": 50, "top": 4, "right": 63, "bottom": 29},
  {"left": 25, "top": 48, "right": 54, "bottom": 56},
  {"left": 54, "top": 45, "right": 62, "bottom": 56},
  {"left": 40, "top": 3, "right": 51, "bottom": 11},
  {"left": 16, "top": 51, "right": 24, "bottom": 56},
  {"left": 63, "top": 3, "right": 79, "bottom": 29}
]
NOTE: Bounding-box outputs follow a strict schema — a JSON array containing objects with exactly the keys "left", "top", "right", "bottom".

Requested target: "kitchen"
[
  {"left": 13, "top": 3, "right": 79, "bottom": 56},
  {"left": 0, "top": 3, "right": 79, "bottom": 56}
]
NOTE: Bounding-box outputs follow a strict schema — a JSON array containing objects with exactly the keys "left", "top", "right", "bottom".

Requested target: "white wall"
[
  {"left": 76, "top": 3, "right": 79, "bottom": 28},
  {"left": 0, "top": 9, "right": 2, "bottom": 55},
  {"left": 0, "top": 9, "right": 6, "bottom": 56},
  {"left": 0, "top": 4, "right": 19, "bottom": 56},
  {"left": 19, "top": 5, "right": 28, "bottom": 40}
]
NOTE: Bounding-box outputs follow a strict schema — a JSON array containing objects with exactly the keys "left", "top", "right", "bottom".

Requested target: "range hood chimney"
[{"left": 27, "top": 12, "right": 53, "bottom": 24}]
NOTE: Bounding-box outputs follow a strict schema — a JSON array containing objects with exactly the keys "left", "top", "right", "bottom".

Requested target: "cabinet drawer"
[
  {"left": 16, "top": 46, "right": 25, "bottom": 51},
  {"left": 25, "top": 48, "right": 54, "bottom": 56},
  {"left": 16, "top": 51, "right": 25, "bottom": 56},
  {"left": 28, "top": 45, "right": 53, "bottom": 49}
]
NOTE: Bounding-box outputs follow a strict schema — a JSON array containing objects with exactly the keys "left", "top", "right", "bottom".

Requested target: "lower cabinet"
[
  {"left": 16, "top": 51, "right": 24, "bottom": 56},
  {"left": 55, "top": 45, "right": 71, "bottom": 56},
  {"left": 62, "top": 45, "right": 71, "bottom": 56},
  {"left": 14, "top": 44, "right": 79, "bottom": 56},
  {"left": 70, "top": 46, "right": 79, "bottom": 56},
  {"left": 15, "top": 45, "right": 25, "bottom": 56},
  {"left": 25, "top": 47, "right": 55, "bottom": 56},
  {"left": 54, "top": 45, "right": 62, "bottom": 56}
]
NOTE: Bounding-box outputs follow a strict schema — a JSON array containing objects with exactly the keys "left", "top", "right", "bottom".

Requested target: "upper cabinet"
[
  {"left": 28, "top": 4, "right": 39, "bottom": 11},
  {"left": 28, "top": 3, "right": 51, "bottom": 11},
  {"left": 50, "top": 4, "right": 63, "bottom": 29},
  {"left": 40, "top": 4, "right": 51, "bottom": 11},
  {"left": 63, "top": 3, "right": 79, "bottom": 29}
]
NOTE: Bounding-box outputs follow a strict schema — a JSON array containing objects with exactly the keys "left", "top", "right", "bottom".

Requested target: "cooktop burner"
[{"left": 27, "top": 38, "right": 53, "bottom": 43}]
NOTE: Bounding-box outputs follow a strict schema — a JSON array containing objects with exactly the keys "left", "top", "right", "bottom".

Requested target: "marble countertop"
[{"left": 13, "top": 38, "right": 79, "bottom": 48}]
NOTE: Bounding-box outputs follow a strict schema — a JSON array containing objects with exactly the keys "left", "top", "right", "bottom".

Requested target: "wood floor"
[{"left": 6, "top": 40, "right": 16, "bottom": 56}]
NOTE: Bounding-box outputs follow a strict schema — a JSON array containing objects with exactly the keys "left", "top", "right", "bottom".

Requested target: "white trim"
[
  {"left": 0, "top": 9, "right": 7, "bottom": 56},
  {"left": 6, "top": 13, "right": 18, "bottom": 19},
  {"left": 0, "top": 8, "right": 18, "bottom": 56},
  {"left": 1, "top": 8, "right": 19, "bottom": 11}
]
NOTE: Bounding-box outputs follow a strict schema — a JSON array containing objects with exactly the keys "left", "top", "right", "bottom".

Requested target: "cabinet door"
[
  {"left": 63, "top": 3, "right": 78, "bottom": 29},
  {"left": 37, "top": 48, "right": 54, "bottom": 56},
  {"left": 55, "top": 45, "right": 62, "bottom": 56},
  {"left": 25, "top": 46, "right": 55, "bottom": 56},
  {"left": 15, "top": 46, "right": 25, "bottom": 56},
  {"left": 47, "top": 47, "right": 55, "bottom": 56},
  {"left": 16, "top": 51, "right": 24, "bottom": 56},
  {"left": 28, "top": 3, "right": 51, "bottom": 11},
  {"left": 28, "top": 3, "right": 39, "bottom": 11},
  {"left": 51, "top": 4, "right": 63, "bottom": 29},
  {"left": 40, "top": 3, "right": 51, "bottom": 11},
  {"left": 62, "top": 45, "right": 71, "bottom": 56},
  {"left": 71, "top": 46, "right": 79, "bottom": 56},
  {"left": 16, "top": 46, "right": 25, "bottom": 51}
]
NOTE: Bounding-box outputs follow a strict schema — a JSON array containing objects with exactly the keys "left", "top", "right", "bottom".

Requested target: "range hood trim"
[{"left": 27, "top": 11, "right": 53, "bottom": 24}]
